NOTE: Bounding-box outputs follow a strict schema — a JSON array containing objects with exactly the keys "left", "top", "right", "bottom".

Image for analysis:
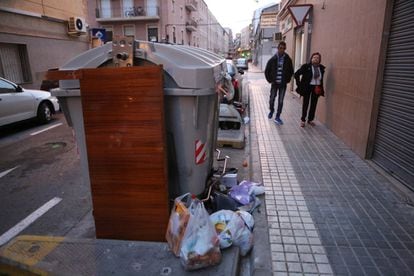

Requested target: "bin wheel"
[{"left": 37, "top": 102, "right": 52, "bottom": 124}]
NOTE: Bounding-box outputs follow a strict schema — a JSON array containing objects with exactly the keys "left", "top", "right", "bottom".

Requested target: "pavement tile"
[
  {"left": 285, "top": 252, "right": 300, "bottom": 262},
  {"left": 284, "top": 244, "right": 298, "bottom": 253},
  {"left": 314, "top": 254, "right": 329, "bottom": 264},
  {"left": 297, "top": 245, "right": 312, "bottom": 254},
  {"left": 299, "top": 253, "right": 314, "bottom": 263},
  {"left": 273, "top": 261, "right": 287, "bottom": 272},
  {"left": 362, "top": 266, "right": 381, "bottom": 276},
  {"left": 272, "top": 252, "right": 285, "bottom": 261},
  {"left": 287, "top": 262, "right": 302, "bottom": 273},
  {"left": 311, "top": 245, "right": 325, "bottom": 254},
  {"left": 302, "top": 263, "right": 318, "bottom": 273},
  {"left": 270, "top": 244, "right": 284, "bottom": 252},
  {"left": 317, "top": 263, "right": 333, "bottom": 274}
]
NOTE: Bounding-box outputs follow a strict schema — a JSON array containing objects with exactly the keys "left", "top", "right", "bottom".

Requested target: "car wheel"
[{"left": 37, "top": 102, "right": 52, "bottom": 124}]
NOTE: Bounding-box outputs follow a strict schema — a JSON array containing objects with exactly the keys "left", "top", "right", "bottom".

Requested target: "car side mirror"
[
  {"left": 16, "top": 85, "right": 23, "bottom": 92},
  {"left": 238, "top": 69, "right": 245, "bottom": 75}
]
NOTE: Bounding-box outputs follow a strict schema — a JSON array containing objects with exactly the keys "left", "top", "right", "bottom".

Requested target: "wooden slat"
[{"left": 79, "top": 66, "right": 169, "bottom": 241}]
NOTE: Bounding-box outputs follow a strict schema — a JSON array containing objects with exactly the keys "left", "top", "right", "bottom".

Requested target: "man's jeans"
[{"left": 269, "top": 83, "right": 287, "bottom": 118}]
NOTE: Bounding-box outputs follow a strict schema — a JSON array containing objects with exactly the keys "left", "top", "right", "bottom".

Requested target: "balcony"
[
  {"left": 186, "top": 19, "right": 198, "bottom": 32},
  {"left": 185, "top": 0, "right": 198, "bottom": 11},
  {"left": 96, "top": 5, "right": 160, "bottom": 22}
]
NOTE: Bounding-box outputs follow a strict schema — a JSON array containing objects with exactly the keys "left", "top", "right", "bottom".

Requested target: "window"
[
  {"left": 101, "top": 0, "right": 111, "bottom": 18},
  {"left": 180, "top": 7, "right": 183, "bottom": 18},
  {"left": 173, "top": 27, "right": 176, "bottom": 44},
  {"left": 123, "top": 0, "right": 134, "bottom": 16},
  {"left": 172, "top": 0, "right": 175, "bottom": 12},
  {"left": 148, "top": 27, "right": 158, "bottom": 42},
  {"left": 123, "top": 25, "right": 135, "bottom": 37},
  {"left": 0, "top": 43, "right": 31, "bottom": 84},
  {"left": 0, "top": 79, "right": 17, "bottom": 93},
  {"left": 102, "top": 25, "right": 113, "bottom": 42},
  {"left": 181, "top": 30, "right": 184, "bottom": 45}
]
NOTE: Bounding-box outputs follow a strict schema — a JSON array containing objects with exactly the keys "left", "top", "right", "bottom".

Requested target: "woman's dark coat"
[
  {"left": 294, "top": 63, "right": 326, "bottom": 97},
  {"left": 265, "top": 53, "right": 294, "bottom": 85}
]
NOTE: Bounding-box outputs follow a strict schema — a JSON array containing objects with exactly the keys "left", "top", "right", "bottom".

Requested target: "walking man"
[{"left": 264, "top": 41, "right": 294, "bottom": 125}]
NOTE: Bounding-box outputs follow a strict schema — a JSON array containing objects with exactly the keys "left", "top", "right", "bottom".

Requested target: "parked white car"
[{"left": 0, "top": 77, "right": 60, "bottom": 127}]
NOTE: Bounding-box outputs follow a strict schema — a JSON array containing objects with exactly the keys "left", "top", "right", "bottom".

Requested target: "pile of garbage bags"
[{"left": 165, "top": 180, "right": 264, "bottom": 271}]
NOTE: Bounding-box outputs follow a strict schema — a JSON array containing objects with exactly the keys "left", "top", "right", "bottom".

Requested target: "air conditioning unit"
[
  {"left": 68, "top": 17, "right": 87, "bottom": 34},
  {"left": 273, "top": 32, "right": 282, "bottom": 41}
]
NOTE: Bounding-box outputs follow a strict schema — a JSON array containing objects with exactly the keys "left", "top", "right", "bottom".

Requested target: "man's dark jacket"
[
  {"left": 264, "top": 53, "right": 294, "bottom": 85},
  {"left": 294, "top": 63, "right": 326, "bottom": 97}
]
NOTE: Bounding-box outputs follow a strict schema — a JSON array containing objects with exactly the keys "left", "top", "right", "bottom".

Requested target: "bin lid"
[{"left": 59, "top": 41, "right": 225, "bottom": 90}]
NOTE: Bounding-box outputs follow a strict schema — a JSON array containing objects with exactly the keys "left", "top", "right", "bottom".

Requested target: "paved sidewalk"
[{"left": 247, "top": 69, "right": 414, "bottom": 275}]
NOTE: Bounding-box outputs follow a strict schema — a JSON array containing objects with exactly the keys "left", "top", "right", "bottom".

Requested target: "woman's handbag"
[{"left": 314, "top": 85, "right": 323, "bottom": 95}]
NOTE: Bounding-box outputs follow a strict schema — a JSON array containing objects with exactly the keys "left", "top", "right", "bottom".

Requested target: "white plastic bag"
[
  {"left": 166, "top": 193, "right": 192, "bottom": 257},
  {"left": 210, "top": 210, "right": 254, "bottom": 256},
  {"left": 180, "top": 199, "right": 221, "bottom": 270},
  {"left": 210, "top": 210, "right": 245, "bottom": 249}
]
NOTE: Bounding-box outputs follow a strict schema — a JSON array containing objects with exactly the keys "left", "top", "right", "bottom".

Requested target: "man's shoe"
[
  {"left": 268, "top": 112, "right": 273, "bottom": 119},
  {"left": 308, "top": 121, "right": 316, "bottom": 126},
  {"left": 300, "top": 121, "right": 305, "bottom": 127},
  {"left": 274, "top": 118, "right": 284, "bottom": 125}
]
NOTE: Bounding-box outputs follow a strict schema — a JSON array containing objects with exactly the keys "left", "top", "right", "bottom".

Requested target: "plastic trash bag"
[
  {"left": 210, "top": 210, "right": 254, "bottom": 256},
  {"left": 236, "top": 211, "right": 255, "bottom": 231},
  {"left": 166, "top": 193, "right": 192, "bottom": 257},
  {"left": 233, "top": 226, "right": 254, "bottom": 256},
  {"left": 229, "top": 180, "right": 265, "bottom": 205},
  {"left": 239, "top": 180, "right": 265, "bottom": 196},
  {"left": 211, "top": 191, "right": 240, "bottom": 212},
  {"left": 210, "top": 210, "right": 245, "bottom": 249},
  {"left": 180, "top": 199, "right": 221, "bottom": 270},
  {"left": 228, "top": 183, "right": 252, "bottom": 205},
  {"left": 238, "top": 196, "right": 261, "bottom": 214}
]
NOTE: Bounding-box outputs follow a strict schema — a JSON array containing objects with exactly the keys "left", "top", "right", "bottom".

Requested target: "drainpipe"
[{"left": 305, "top": 7, "right": 313, "bottom": 61}]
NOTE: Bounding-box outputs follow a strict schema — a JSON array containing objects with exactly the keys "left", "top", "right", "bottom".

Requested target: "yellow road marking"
[{"left": 0, "top": 235, "right": 64, "bottom": 267}]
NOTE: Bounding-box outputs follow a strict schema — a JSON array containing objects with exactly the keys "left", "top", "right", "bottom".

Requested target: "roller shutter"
[{"left": 372, "top": 0, "right": 414, "bottom": 189}]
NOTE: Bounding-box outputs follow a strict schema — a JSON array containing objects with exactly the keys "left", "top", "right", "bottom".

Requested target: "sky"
[{"left": 203, "top": 0, "right": 280, "bottom": 34}]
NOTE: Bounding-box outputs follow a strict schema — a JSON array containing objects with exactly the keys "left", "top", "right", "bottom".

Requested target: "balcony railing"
[
  {"left": 185, "top": 0, "right": 198, "bottom": 11},
  {"left": 96, "top": 5, "right": 159, "bottom": 20},
  {"left": 186, "top": 19, "right": 198, "bottom": 32}
]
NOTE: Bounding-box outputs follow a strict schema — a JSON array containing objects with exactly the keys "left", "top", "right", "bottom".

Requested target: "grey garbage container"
[{"left": 52, "top": 41, "right": 225, "bottom": 199}]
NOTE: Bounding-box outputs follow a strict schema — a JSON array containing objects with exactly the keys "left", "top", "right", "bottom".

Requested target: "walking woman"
[{"left": 294, "top": 52, "right": 325, "bottom": 127}]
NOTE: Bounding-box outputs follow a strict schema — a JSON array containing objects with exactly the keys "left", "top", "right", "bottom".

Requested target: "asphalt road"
[{"left": 0, "top": 113, "right": 92, "bottom": 244}]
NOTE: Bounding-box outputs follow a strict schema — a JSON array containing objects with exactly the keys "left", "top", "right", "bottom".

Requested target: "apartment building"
[
  {"left": 91, "top": 0, "right": 230, "bottom": 56},
  {"left": 251, "top": 3, "right": 279, "bottom": 70},
  {"left": 239, "top": 25, "right": 251, "bottom": 59},
  {"left": 0, "top": 1, "right": 89, "bottom": 89},
  {"left": 278, "top": 0, "right": 414, "bottom": 188}
]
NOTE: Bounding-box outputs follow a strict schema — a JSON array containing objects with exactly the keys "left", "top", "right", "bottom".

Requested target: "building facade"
[
  {"left": 251, "top": 3, "right": 279, "bottom": 70},
  {"left": 92, "top": 0, "right": 230, "bottom": 56},
  {"left": 224, "top": 27, "right": 235, "bottom": 59},
  {"left": 0, "top": 1, "right": 89, "bottom": 89},
  {"left": 278, "top": 0, "right": 414, "bottom": 188},
  {"left": 238, "top": 25, "right": 251, "bottom": 60}
]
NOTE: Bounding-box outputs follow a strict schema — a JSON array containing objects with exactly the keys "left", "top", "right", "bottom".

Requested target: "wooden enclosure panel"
[{"left": 79, "top": 66, "right": 169, "bottom": 241}]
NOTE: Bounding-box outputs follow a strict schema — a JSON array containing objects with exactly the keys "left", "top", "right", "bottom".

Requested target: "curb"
[{"left": 246, "top": 79, "right": 273, "bottom": 276}]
